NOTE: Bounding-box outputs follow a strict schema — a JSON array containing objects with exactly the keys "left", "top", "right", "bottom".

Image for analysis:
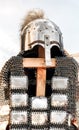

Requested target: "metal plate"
[
  {"left": 51, "top": 94, "right": 68, "bottom": 107},
  {"left": 51, "top": 77, "right": 68, "bottom": 90},
  {"left": 11, "top": 93, "right": 28, "bottom": 107},
  {"left": 31, "top": 128, "right": 48, "bottom": 130},
  {"left": 11, "top": 111, "right": 28, "bottom": 124},
  {"left": 31, "top": 112, "right": 48, "bottom": 125},
  {"left": 50, "top": 111, "right": 67, "bottom": 124},
  {"left": 10, "top": 128, "right": 28, "bottom": 130},
  {"left": 10, "top": 76, "right": 28, "bottom": 89},
  {"left": 49, "top": 128, "right": 65, "bottom": 130},
  {"left": 31, "top": 97, "right": 48, "bottom": 109}
]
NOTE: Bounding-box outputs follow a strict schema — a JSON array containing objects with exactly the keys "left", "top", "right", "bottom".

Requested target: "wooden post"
[
  {"left": 23, "top": 58, "right": 56, "bottom": 96},
  {"left": 23, "top": 46, "right": 56, "bottom": 96},
  {"left": 36, "top": 68, "right": 46, "bottom": 96}
]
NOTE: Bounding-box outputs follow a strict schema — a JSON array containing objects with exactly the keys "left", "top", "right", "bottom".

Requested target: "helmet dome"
[{"left": 21, "top": 18, "right": 64, "bottom": 52}]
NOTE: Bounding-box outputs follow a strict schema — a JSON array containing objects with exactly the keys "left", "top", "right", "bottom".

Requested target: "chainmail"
[{"left": 0, "top": 51, "right": 79, "bottom": 130}]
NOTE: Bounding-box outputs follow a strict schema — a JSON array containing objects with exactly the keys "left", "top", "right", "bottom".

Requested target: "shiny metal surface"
[
  {"left": 32, "top": 97, "right": 47, "bottom": 109},
  {"left": 31, "top": 112, "right": 48, "bottom": 125},
  {"left": 51, "top": 77, "right": 68, "bottom": 90},
  {"left": 11, "top": 93, "right": 28, "bottom": 107},
  {"left": 50, "top": 111, "right": 67, "bottom": 124},
  {"left": 10, "top": 76, "right": 28, "bottom": 89},
  {"left": 49, "top": 128, "right": 65, "bottom": 130},
  {"left": 51, "top": 94, "right": 68, "bottom": 107},
  {"left": 21, "top": 19, "right": 63, "bottom": 51},
  {"left": 11, "top": 111, "right": 27, "bottom": 124}
]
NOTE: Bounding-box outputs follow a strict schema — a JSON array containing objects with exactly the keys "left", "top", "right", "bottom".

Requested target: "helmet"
[{"left": 21, "top": 18, "right": 64, "bottom": 53}]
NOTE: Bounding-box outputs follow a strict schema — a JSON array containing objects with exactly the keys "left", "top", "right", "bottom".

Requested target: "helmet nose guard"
[{"left": 21, "top": 19, "right": 64, "bottom": 52}]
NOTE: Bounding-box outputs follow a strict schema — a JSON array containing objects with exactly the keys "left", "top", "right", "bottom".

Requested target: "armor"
[
  {"left": 21, "top": 19, "right": 63, "bottom": 52},
  {"left": 0, "top": 17, "right": 79, "bottom": 130}
]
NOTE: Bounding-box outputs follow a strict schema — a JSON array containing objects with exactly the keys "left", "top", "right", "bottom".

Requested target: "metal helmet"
[{"left": 21, "top": 18, "right": 64, "bottom": 53}]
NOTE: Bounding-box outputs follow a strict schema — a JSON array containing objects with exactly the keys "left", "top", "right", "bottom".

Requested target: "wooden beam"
[
  {"left": 23, "top": 58, "right": 56, "bottom": 68},
  {"left": 23, "top": 57, "right": 56, "bottom": 96},
  {"left": 36, "top": 68, "right": 46, "bottom": 96}
]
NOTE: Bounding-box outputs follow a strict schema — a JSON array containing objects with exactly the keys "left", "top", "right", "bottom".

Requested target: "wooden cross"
[{"left": 23, "top": 47, "right": 56, "bottom": 96}]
